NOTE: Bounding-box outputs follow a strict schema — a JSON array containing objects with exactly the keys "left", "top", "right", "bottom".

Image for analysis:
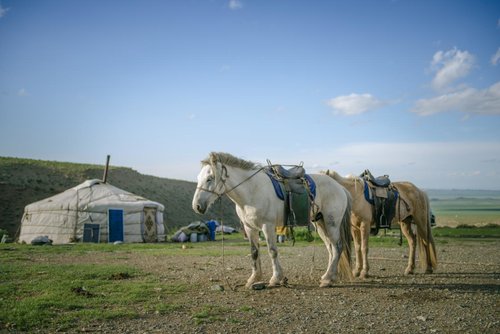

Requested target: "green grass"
[
  {"left": 192, "top": 304, "right": 230, "bottom": 325},
  {"left": 0, "top": 263, "right": 141, "bottom": 330},
  {"left": 0, "top": 245, "right": 187, "bottom": 331},
  {"left": 432, "top": 225, "right": 500, "bottom": 238}
]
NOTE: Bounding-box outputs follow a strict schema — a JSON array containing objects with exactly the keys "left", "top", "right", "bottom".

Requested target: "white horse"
[{"left": 192, "top": 152, "right": 352, "bottom": 288}]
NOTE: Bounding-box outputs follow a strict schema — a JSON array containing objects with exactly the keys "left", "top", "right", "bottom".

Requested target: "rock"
[{"left": 211, "top": 284, "right": 224, "bottom": 291}]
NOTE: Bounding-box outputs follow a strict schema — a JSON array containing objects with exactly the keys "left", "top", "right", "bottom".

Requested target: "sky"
[{"left": 1, "top": 0, "right": 499, "bottom": 190}]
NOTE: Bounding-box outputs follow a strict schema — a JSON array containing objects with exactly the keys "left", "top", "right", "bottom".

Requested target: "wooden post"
[{"left": 102, "top": 155, "right": 110, "bottom": 183}]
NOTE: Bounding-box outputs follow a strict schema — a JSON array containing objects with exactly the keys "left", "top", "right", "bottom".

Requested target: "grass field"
[
  {"left": 1, "top": 225, "right": 498, "bottom": 332},
  {"left": 430, "top": 197, "right": 500, "bottom": 227}
]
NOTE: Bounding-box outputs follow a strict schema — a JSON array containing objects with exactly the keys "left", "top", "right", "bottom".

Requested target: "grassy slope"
[{"left": 0, "top": 157, "right": 239, "bottom": 239}]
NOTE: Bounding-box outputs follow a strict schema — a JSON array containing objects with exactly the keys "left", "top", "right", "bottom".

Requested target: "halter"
[{"left": 195, "top": 165, "right": 228, "bottom": 198}]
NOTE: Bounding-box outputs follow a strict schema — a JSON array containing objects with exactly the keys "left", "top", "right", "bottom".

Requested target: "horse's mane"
[
  {"left": 323, "top": 170, "right": 362, "bottom": 184},
  {"left": 202, "top": 152, "right": 260, "bottom": 170}
]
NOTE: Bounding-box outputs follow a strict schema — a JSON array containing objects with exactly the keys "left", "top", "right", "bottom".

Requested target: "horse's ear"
[
  {"left": 209, "top": 152, "right": 217, "bottom": 167},
  {"left": 212, "top": 161, "right": 223, "bottom": 182}
]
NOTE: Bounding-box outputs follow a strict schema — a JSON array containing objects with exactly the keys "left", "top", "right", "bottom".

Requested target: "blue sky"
[{"left": 1, "top": 0, "right": 499, "bottom": 189}]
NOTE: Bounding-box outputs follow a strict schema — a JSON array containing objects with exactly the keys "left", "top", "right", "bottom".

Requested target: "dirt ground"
[{"left": 57, "top": 238, "right": 499, "bottom": 334}]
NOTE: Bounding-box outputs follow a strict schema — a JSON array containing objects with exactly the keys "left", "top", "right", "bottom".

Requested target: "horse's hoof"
[
  {"left": 404, "top": 268, "right": 414, "bottom": 276},
  {"left": 360, "top": 271, "right": 369, "bottom": 279},
  {"left": 425, "top": 268, "right": 433, "bottom": 274},
  {"left": 319, "top": 281, "right": 333, "bottom": 288},
  {"left": 246, "top": 280, "right": 258, "bottom": 289},
  {"left": 268, "top": 280, "right": 281, "bottom": 288},
  {"left": 268, "top": 276, "right": 283, "bottom": 288},
  {"left": 352, "top": 271, "right": 360, "bottom": 278}
]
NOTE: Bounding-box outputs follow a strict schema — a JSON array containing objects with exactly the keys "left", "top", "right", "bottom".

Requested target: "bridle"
[{"left": 196, "top": 163, "right": 265, "bottom": 199}]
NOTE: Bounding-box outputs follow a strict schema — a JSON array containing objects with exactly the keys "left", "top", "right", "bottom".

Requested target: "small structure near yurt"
[{"left": 19, "top": 179, "right": 165, "bottom": 244}]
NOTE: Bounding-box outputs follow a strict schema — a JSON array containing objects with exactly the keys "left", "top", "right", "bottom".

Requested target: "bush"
[{"left": 293, "top": 227, "right": 319, "bottom": 242}]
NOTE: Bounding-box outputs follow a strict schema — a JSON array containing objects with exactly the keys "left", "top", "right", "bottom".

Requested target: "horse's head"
[{"left": 192, "top": 158, "right": 227, "bottom": 214}]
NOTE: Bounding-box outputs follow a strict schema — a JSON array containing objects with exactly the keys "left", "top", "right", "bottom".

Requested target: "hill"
[
  {"left": 0, "top": 157, "right": 240, "bottom": 240},
  {"left": 425, "top": 188, "right": 500, "bottom": 200}
]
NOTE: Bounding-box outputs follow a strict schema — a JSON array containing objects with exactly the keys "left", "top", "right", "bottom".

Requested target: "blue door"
[{"left": 108, "top": 209, "right": 124, "bottom": 242}]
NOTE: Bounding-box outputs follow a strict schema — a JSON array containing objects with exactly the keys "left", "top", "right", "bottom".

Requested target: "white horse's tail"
[
  {"left": 417, "top": 192, "right": 438, "bottom": 271},
  {"left": 338, "top": 189, "right": 353, "bottom": 281}
]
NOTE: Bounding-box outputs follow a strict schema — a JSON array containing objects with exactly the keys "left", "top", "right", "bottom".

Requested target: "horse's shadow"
[
  {"left": 229, "top": 271, "right": 500, "bottom": 294},
  {"left": 342, "top": 271, "right": 500, "bottom": 294}
]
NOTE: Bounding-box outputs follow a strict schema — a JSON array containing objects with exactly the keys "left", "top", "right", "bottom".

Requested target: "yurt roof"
[{"left": 24, "top": 179, "right": 164, "bottom": 213}]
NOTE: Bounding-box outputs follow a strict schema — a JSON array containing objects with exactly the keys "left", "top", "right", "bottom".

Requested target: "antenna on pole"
[{"left": 102, "top": 155, "right": 111, "bottom": 183}]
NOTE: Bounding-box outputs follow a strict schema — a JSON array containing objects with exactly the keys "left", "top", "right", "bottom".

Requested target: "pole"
[{"left": 102, "top": 155, "right": 110, "bottom": 183}]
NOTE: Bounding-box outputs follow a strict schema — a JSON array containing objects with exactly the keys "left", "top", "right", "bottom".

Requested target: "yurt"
[{"left": 19, "top": 179, "right": 165, "bottom": 244}]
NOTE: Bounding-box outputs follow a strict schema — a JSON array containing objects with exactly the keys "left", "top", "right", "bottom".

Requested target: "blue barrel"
[{"left": 206, "top": 220, "right": 217, "bottom": 241}]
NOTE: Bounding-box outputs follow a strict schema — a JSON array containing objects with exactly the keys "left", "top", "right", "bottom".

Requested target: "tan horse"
[{"left": 324, "top": 170, "right": 437, "bottom": 278}]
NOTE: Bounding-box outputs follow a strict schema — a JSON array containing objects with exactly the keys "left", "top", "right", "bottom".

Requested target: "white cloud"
[
  {"left": 326, "top": 93, "right": 387, "bottom": 116},
  {"left": 411, "top": 81, "right": 500, "bottom": 116},
  {"left": 0, "top": 4, "right": 9, "bottom": 18},
  {"left": 228, "top": 0, "right": 243, "bottom": 10},
  {"left": 431, "top": 48, "right": 474, "bottom": 91},
  {"left": 491, "top": 47, "right": 500, "bottom": 66}
]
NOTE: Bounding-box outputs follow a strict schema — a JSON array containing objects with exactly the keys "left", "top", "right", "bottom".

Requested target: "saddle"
[
  {"left": 273, "top": 165, "right": 305, "bottom": 179},
  {"left": 360, "top": 169, "right": 398, "bottom": 235},
  {"left": 270, "top": 164, "right": 308, "bottom": 195},
  {"left": 265, "top": 162, "right": 315, "bottom": 240},
  {"left": 360, "top": 169, "right": 391, "bottom": 187}
]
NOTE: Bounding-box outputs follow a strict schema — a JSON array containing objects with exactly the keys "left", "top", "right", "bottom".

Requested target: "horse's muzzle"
[{"left": 193, "top": 203, "right": 206, "bottom": 214}]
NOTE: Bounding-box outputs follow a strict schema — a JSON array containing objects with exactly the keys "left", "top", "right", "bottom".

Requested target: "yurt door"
[
  {"left": 108, "top": 209, "right": 124, "bottom": 242},
  {"left": 143, "top": 207, "right": 157, "bottom": 243}
]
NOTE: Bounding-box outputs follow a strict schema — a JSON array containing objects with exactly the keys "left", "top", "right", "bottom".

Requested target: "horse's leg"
[
  {"left": 415, "top": 214, "right": 435, "bottom": 274},
  {"left": 244, "top": 226, "right": 263, "bottom": 288},
  {"left": 261, "top": 223, "right": 284, "bottom": 287},
  {"left": 317, "top": 217, "right": 341, "bottom": 288},
  {"left": 316, "top": 223, "right": 334, "bottom": 287},
  {"left": 359, "top": 219, "right": 371, "bottom": 278},
  {"left": 350, "top": 216, "right": 362, "bottom": 278},
  {"left": 400, "top": 220, "right": 417, "bottom": 275}
]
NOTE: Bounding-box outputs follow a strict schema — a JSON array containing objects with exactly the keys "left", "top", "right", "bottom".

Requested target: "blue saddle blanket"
[
  {"left": 363, "top": 180, "right": 399, "bottom": 205},
  {"left": 363, "top": 180, "right": 375, "bottom": 205},
  {"left": 266, "top": 172, "right": 316, "bottom": 200}
]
